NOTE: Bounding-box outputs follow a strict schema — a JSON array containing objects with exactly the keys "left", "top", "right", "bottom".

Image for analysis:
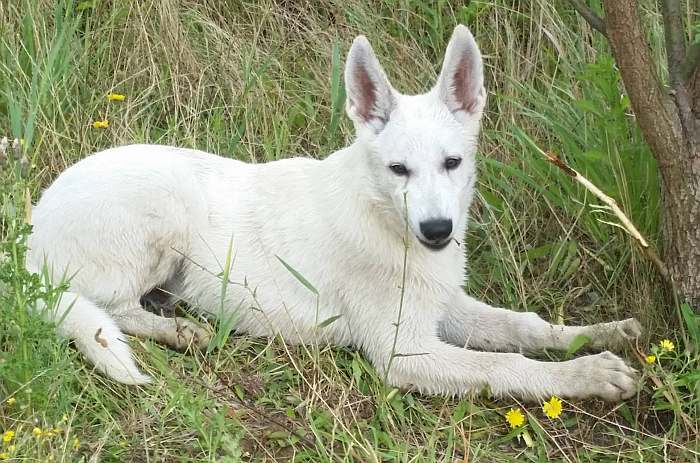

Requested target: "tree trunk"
[
  {"left": 658, "top": 151, "right": 700, "bottom": 310},
  {"left": 602, "top": 0, "right": 700, "bottom": 311}
]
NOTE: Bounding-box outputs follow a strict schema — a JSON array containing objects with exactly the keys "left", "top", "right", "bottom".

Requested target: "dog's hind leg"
[
  {"left": 441, "top": 292, "right": 641, "bottom": 353},
  {"left": 112, "top": 304, "right": 211, "bottom": 351}
]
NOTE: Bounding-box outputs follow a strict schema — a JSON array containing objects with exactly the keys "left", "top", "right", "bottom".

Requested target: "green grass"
[{"left": 1, "top": 0, "right": 698, "bottom": 461}]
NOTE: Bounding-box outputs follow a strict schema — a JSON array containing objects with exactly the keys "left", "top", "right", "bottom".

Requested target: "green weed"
[{"left": 1, "top": 0, "right": 697, "bottom": 461}]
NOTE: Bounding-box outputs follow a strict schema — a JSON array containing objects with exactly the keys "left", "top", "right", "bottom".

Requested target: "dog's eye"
[
  {"left": 389, "top": 163, "right": 409, "bottom": 176},
  {"left": 444, "top": 157, "right": 462, "bottom": 170}
]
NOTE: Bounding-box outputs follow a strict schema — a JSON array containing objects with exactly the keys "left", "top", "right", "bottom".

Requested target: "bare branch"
[{"left": 568, "top": 0, "right": 607, "bottom": 37}]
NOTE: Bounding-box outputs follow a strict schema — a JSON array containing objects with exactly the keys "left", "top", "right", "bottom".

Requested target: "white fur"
[{"left": 27, "top": 25, "right": 641, "bottom": 401}]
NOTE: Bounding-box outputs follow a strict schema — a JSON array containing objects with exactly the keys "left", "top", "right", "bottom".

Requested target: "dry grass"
[{"left": 1, "top": 0, "right": 698, "bottom": 461}]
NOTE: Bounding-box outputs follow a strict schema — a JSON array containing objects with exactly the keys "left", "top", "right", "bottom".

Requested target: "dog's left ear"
[{"left": 434, "top": 25, "right": 486, "bottom": 122}]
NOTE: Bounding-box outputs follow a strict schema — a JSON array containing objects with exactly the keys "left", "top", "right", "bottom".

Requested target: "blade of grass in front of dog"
[
  {"left": 317, "top": 314, "right": 342, "bottom": 329},
  {"left": 276, "top": 255, "right": 318, "bottom": 295},
  {"left": 209, "top": 305, "right": 239, "bottom": 354},
  {"left": 219, "top": 235, "right": 235, "bottom": 307},
  {"left": 210, "top": 235, "right": 237, "bottom": 352}
]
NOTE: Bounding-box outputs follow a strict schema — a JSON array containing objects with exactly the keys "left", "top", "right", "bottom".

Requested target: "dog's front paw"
[
  {"left": 562, "top": 351, "right": 639, "bottom": 401},
  {"left": 586, "top": 318, "right": 642, "bottom": 350}
]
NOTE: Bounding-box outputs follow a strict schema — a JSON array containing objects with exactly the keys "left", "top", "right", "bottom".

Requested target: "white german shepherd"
[{"left": 28, "top": 26, "right": 641, "bottom": 401}]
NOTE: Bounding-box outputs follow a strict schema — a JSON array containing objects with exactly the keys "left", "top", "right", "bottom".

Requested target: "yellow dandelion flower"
[
  {"left": 505, "top": 408, "right": 525, "bottom": 429},
  {"left": 6, "top": 398, "right": 15, "bottom": 406},
  {"left": 542, "top": 396, "right": 563, "bottom": 419},
  {"left": 2, "top": 430, "right": 14, "bottom": 443},
  {"left": 32, "top": 427, "right": 42, "bottom": 438},
  {"left": 91, "top": 120, "right": 109, "bottom": 129},
  {"left": 73, "top": 437, "right": 80, "bottom": 449},
  {"left": 0, "top": 452, "right": 9, "bottom": 460},
  {"left": 659, "top": 339, "right": 675, "bottom": 352},
  {"left": 645, "top": 354, "right": 656, "bottom": 364},
  {"left": 107, "top": 92, "right": 125, "bottom": 102}
]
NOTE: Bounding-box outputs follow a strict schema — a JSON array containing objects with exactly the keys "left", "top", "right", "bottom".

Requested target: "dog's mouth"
[{"left": 418, "top": 238, "right": 451, "bottom": 251}]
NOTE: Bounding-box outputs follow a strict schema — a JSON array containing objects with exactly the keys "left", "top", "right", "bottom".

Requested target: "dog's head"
[{"left": 345, "top": 25, "right": 485, "bottom": 251}]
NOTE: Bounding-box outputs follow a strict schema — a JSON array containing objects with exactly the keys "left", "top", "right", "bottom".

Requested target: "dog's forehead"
[
  {"left": 380, "top": 97, "right": 468, "bottom": 157},
  {"left": 396, "top": 93, "right": 452, "bottom": 119},
  {"left": 379, "top": 125, "right": 466, "bottom": 161}
]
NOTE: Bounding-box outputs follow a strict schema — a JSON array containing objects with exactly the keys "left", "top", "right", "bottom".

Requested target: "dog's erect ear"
[
  {"left": 434, "top": 25, "right": 486, "bottom": 121},
  {"left": 344, "top": 36, "right": 396, "bottom": 133}
]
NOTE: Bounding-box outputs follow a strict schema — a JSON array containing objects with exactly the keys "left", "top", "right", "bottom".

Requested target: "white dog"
[{"left": 28, "top": 25, "right": 641, "bottom": 401}]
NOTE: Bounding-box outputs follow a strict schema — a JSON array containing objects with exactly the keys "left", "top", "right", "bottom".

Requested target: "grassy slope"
[{"left": 0, "top": 0, "right": 698, "bottom": 461}]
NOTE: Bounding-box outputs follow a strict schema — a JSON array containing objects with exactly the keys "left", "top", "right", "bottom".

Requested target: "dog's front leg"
[
  {"left": 440, "top": 291, "right": 641, "bottom": 352},
  {"left": 364, "top": 318, "right": 638, "bottom": 401}
]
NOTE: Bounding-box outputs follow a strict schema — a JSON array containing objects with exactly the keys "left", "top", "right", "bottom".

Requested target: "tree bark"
[{"left": 602, "top": 0, "right": 700, "bottom": 310}]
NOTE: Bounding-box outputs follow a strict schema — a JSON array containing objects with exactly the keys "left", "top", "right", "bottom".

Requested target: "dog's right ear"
[{"left": 344, "top": 36, "right": 396, "bottom": 134}]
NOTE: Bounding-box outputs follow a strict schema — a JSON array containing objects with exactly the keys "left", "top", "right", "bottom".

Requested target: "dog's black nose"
[{"left": 420, "top": 219, "right": 452, "bottom": 242}]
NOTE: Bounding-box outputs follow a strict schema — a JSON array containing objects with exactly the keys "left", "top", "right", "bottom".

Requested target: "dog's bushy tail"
[{"left": 42, "top": 290, "right": 151, "bottom": 385}]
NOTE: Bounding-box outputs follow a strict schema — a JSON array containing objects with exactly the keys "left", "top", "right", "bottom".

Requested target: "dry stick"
[
  {"left": 384, "top": 192, "right": 411, "bottom": 385},
  {"left": 542, "top": 153, "right": 697, "bottom": 435},
  {"left": 543, "top": 151, "right": 691, "bottom": 343},
  {"left": 542, "top": 152, "right": 672, "bottom": 285},
  {"left": 545, "top": 151, "right": 689, "bottom": 338}
]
